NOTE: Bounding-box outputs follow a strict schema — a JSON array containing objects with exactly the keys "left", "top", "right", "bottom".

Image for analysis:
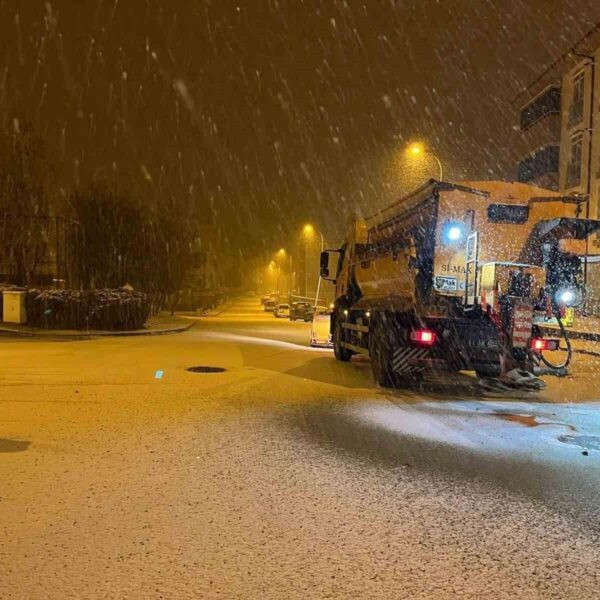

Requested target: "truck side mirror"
[{"left": 320, "top": 251, "right": 330, "bottom": 278}]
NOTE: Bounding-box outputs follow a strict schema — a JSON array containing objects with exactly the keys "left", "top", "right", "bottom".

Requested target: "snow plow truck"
[{"left": 320, "top": 180, "right": 600, "bottom": 389}]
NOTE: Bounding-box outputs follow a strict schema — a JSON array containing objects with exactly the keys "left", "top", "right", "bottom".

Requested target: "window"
[
  {"left": 520, "top": 86, "right": 561, "bottom": 130},
  {"left": 569, "top": 69, "right": 585, "bottom": 126},
  {"left": 566, "top": 133, "right": 583, "bottom": 188},
  {"left": 517, "top": 145, "right": 559, "bottom": 182}
]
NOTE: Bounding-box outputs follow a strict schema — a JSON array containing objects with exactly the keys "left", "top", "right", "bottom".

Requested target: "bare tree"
[
  {"left": 70, "top": 182, "right": 198, "bottom": 311},
  {"left": 0, "top": 120, "right": 51, "bottom": 285}
]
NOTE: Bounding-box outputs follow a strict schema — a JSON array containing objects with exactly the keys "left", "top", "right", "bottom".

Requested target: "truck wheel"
[
  {"left": 333, "top": 319, "right": 353, "bottom": 362},
  {"left": 370, "top": 320, "right": 395, "bottom": 386},
  {"left": 370, "top": 320, "right": 422, "bottom": 389}
]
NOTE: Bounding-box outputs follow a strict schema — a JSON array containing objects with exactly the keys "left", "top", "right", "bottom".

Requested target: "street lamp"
[
  {"left": 302, "top": 224, "right": 324, "bottom": 252},
  {"left": 302, "top": 223, "right": 325, "bottom": 308},
  {"left": 406, "top": 142, "right": 443, "bottom": 181},
  {"left": 274, "top": 248, "right": 293, "bottom": 302},
  {"left": 275, "top": 249, "right": 285, "bottom": 301}
]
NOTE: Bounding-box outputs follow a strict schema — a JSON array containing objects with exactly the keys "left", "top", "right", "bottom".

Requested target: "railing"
[
  {"left": 520, "top": 86, "right": 561, "bottom": 131},
  {"left": 517, "top": 145, "right": 559, "bottom": 183}
]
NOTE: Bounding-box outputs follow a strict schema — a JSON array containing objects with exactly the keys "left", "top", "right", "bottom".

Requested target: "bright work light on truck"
[
  {"left": 559, "top": 290, "right": 574, "bottom": 304},
  {"left": 442, "top": 222, "right": 465, "bottom": 244},
  {"left": 555, "top": 288, "right": 580, "bottom": 307},
  {"left": 447, "top": 226, "right": 462, "bottom": 241}
]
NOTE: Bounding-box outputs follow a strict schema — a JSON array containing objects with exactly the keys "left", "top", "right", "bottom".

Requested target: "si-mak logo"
[{"left": 441, "top": 263, "right": 472, "bottom": 274}]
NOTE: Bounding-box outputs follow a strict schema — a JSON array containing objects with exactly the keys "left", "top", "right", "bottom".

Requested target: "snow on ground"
[{"left": 2, "top": 298, "right": 600, "bottom": 598}]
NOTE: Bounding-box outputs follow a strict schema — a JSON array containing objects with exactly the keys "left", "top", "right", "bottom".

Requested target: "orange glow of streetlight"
[
  {"left": 302, "top": 223, "right": 315, "bottom": 237},
  {"left": 405, "top": 141, "right": 443, "bottom": 180},
  {"left": 407, "top": 142, "right": 424, "bottom": 157}
]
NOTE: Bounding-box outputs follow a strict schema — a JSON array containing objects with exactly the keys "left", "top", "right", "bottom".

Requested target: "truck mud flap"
[{"left": 392, "top": 347, "right": 428, "bottom": 373}]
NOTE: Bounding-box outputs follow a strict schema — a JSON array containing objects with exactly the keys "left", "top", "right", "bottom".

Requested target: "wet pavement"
[{"left": 2, "top": 298, "right": 600, "bottom": 598}]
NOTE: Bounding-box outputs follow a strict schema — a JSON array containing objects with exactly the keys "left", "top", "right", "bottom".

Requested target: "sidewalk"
[{"left": 0, "top": 311, "right": 197, "bottom": 339}]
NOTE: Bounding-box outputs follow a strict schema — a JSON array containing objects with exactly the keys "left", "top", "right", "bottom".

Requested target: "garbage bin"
[{"left": 3, "top": 290, "right": 27, "bottom": 324}]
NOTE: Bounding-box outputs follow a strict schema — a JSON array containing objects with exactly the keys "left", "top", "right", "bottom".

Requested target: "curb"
[
  {"left": 201, "top": 302, "right": 233, "bottom": 317},
  {"left": 0, "top": 319, "right": 198, "bottom": 340},
  {"left": 539, "top": 326, "right": 600, "bottom": 342},
  {"left": 572, "top": 347, "right": 600, "bottom": 357}
]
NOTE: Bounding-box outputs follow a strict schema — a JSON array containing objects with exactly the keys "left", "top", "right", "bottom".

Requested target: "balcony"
[
  {"left": 520, "top": 86, "right": 561, "bottom": 131},
  {"left": 517, "top": 145, "right": 559, "bottom": 184}
]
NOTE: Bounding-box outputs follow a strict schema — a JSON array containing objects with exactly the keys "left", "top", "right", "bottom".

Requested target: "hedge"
[{"left": 25, "top": 288, "right": 150, "bottom": 330}]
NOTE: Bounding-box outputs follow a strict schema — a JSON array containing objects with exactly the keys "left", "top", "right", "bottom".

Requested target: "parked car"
[
  {"left": 290, "top": 301, "right": 313, "bottom": 322},
  {"left": 261, "top": 293, "right": 274, "bottom": 305},
  {"left": 274, "top": 303, "right": 290, "bottom": 318},
  {"left": 310, "top": 311, "right": 333, "bottom": 347},
  {"left": 264, "top": 299, "right": 276, "bottom": 312}
]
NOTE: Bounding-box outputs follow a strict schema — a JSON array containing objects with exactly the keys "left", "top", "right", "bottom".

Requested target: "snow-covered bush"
[{"left": 25, "top": 288, "right": 150, "bottom": 330}]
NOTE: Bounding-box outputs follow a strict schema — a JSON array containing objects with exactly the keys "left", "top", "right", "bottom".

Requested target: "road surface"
[{"left": 2, "top": 298, "right": 600, "bottom": 599}]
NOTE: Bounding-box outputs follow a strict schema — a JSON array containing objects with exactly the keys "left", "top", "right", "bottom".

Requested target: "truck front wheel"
[{"left": 333, "top": 319, "right": 353, "bottom": 362}]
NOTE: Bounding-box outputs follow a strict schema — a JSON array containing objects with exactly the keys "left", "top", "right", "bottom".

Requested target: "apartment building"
[
  {"left": 515, "top": 84, "right": 562, "bottom": 190},
  {"left": 515, "top": 23, "right": 600, "bottom": 242},
  {"left": 514, "top": 23, "right": 600, "bottom": 309}
]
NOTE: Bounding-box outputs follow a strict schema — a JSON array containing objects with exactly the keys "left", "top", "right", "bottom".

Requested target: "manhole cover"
[
  {"left": 558, "top": 434, "right": 600, "bottom": 451},
  {"left": 186, "top": 366, "right": 226, "bottom": 373}
]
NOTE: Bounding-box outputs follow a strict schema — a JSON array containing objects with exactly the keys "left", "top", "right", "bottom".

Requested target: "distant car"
[
  {"left": 290, "top": 301, "right": 313, "bottom": 322},
  {"left": 274, "top": 303, "right": 290, "bottom": 318},
  {"left": 310, "top": 311, "right": 333, "bottom": 347},
  {"left": 264, "top": 300, "right": 276, "bottom": 312}
]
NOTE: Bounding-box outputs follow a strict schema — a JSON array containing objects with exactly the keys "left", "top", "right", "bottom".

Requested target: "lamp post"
[
  {"left": 275, "top": 248, "right": 286, "bottom": 303},
  {"left": 288, "top": 253, "right": 293, "bottom": 302},
  {"left": 302, "top": 224, "right": 325, "bottom": 308},
  {"left": 407, "top": 142, "right": 443, "bottom": 181}
]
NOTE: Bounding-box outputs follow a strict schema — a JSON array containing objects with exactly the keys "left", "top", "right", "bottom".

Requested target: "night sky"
[{"left": 1, "top": 0, "right": 600, "bottom": 252}]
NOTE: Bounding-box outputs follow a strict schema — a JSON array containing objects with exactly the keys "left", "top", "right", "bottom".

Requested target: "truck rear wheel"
[
  {"left": 333, "top": 319, "right": 353, "bottom": 362},
  {"left": 370, "top": 320, "right": 422, "bottom": 389},
  {"left": 370, "top": 321, "right": 393, "bottom": 386}
]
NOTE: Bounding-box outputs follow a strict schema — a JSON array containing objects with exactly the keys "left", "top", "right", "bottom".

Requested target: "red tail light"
[
  {"left": 530, "top": 338, "right": 559, "bottom": 351},
  {"left": 410, "top": 329, "right": 436, "bottom": 346},
  {"left": 531, "top": 338, "right": 546, "bottom": 351}
]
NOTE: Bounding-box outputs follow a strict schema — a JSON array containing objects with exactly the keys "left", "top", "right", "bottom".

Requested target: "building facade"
[
  {"left": 514, "top": 23, "right": 600, "bottom": 311},
  {"left": 516, "top": 84, "right": 562, "bottom": 190},
  {"left": 515, "top": 23, "right": 600, "bottom": 247}
]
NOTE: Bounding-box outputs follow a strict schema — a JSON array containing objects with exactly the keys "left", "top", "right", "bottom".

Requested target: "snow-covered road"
[{"left": 1, "top": 297, "right": 600, "bottom": 598}]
